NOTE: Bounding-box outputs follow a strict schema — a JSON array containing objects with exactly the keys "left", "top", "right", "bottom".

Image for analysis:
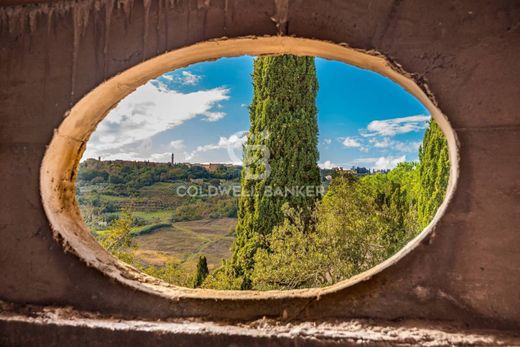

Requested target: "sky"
[{"left": 82, "top": 56, "right": 430, "bottom": 171}]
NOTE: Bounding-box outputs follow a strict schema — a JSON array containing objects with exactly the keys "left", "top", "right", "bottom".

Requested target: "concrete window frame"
[{"left": 40, "top": 36, "right": 459, "bottom": 301}]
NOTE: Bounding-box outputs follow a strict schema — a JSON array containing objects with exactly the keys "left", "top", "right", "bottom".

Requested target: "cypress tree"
[
  {"left": 416, "top": 120, "right": 450, "bottom": 228},
  {"left": 193, "top": 255, "right": 209, "bottom": 288},
  {"left": 230, "top": 55, "right": 321, "bottom": 288}
]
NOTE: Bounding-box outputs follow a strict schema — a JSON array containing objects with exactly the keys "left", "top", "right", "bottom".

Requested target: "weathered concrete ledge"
[{"left": 1, "top": 301, "right": 519, "bottom": 346}]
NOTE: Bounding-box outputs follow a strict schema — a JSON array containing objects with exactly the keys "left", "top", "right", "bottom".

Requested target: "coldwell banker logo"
[
  {"left": 231, "top": 130, "right": 271, "bottom": 181},
  {"left": 175, "top": 130, "right": 324, "bottom": 197}
]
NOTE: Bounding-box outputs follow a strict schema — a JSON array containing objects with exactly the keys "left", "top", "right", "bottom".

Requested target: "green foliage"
[
  {"left": 201, "top": 263, "right": 243, "bottom": 290},
  {"left": 252, "top": 205, "right": 329, "bottom": 290},
  {"left": 193, "top": 256, "right": 209, "bottom": 288},
  {"left": 78, "top": 64, "right": 450, "bottom": 291},
  {"left": 97, "top": 209, "right": 136, "bottom": 263},
  {"left": 77, "top": 159, "right": 241, "bottom": 189},
  {"left": 416, "top": 120, "right": 450, "bottom": 228},
  {"left": 77, "top": 168, "right": 239, "bottom": 233},
  {"left": 316, "top": 171, "right": 391, "bottom": 273},
  {"left": 169, "top": 197, "right": 237, "bottom": 223},
  {"left": 360, "top": 162, "right": 421, "bottom": 255},
  {"left": 96, "top": 210, "right": 198, "bottom": 288},
  {"left": 139, "top": 262, "right": 193, "bottom": 288},
  {"left": 131, "top": 223, "right": 171, "bottom": 236},
  {"left": 250, "top": 119, "right": 450, "bottom": 290},
  {"left": 231, "top": 55, "right": 321, "bottom": 288},
  {"left": 252, "top": 172, "right": 390, "bottom": 290}
]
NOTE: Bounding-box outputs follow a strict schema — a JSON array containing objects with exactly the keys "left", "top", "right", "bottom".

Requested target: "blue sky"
[{"left": 83, "top": 56, "right": 430, "bottom": 170}]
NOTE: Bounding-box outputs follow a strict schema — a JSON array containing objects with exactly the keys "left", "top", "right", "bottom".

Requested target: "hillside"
[{"left": 75, "top": 159, "right": 372, "bottom": 271}]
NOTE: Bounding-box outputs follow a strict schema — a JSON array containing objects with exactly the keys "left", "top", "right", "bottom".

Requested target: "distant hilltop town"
[
  {"left": 86, "top": 155, "right": 380, "bottom": 175},
  {"left": 78, "top": 156, "right": 243, "bottom": 187},
  {"left": 79, "top": 156, "right": 379, "bottom": 189},
  {"left": 89, "top": 154, "right": 237, "bottom": 172}
]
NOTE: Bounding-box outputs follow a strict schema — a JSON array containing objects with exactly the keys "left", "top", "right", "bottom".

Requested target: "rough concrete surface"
[
  {"left": 1, "top": 301, "right": 519, "bottom": 346},
  {"left": 1, "top": 0, "right": 519, "bottom": 345}
]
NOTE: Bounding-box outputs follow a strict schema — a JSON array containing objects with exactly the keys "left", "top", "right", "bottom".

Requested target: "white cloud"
[
  {"left": 323, "top": 138, "right": 332, "bottom": 145},
  {"left": 374, "top": 155, "right": 406, "bottom": 170},
  {"left": 83, "top": 82, "right": 229, "bottom": 159},
  {"left": 362, "top": 115, "right": 430, "bottom": 137},
  {"left": 180, "top": 71, "right": 201, "bottom": 85},
  {"left": 339, "top": 136, "right": 368, "bottom": 151},
  {"left": 370, "top": 137, "right": 392, "bottom": 148},
  {"left": 160, "top": 70, "right": 201, "bottom": 86},
  {"left": 150, "top": 152, "right": 174, "bottom": 162},
  {"left": 342, "top": 137, "right": 362, "bottom": 148},
  {"left": 353, "top": 155, "right": 406, "bottom": 170},
  {"left": 188, "top": 144, "right": 219, "bottom": 156},
  {"left": 202, "top": 111, "right": 226, "bottom": 122},
  {"left": 368, "top": 137, "right": 422, "bottom": 153},
  {"left": 394, "top": 140, "right": 421, "bottom": 153},
  {"left": 99, "top": 151, "right": 141, "bottom": 161},
  {"left": 218, "top": 133, "right": 248, "bottom": 149},
  {"left": 185, "top": 132, "right": 248, "bottom": 162},
  {"left": 353, "top": 158, "right": 378, "bottom": 164},
  {"left": 169, "top": 140, "right": 185, "bottom": 150},
  {"left": 319, "top": 160, "right": 339, "bottom": 169}
]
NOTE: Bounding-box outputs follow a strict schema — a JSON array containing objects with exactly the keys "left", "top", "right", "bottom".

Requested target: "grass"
[
  {"left": 78, "top": 180, "right": 239, "bottom": 272},
  {"left": 133, "top": 218, "right": 236, "bottom": 271},
  {"left": 132, "top": 210, "right": 174, "bottom": 224}
]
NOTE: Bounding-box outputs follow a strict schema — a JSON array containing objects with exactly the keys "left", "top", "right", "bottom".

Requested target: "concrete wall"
[{"left": 0, "top": 0, "right": 519, "bottom": 340}]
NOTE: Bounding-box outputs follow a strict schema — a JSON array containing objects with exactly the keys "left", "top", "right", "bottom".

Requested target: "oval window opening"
[
  {"left": 41, "top": 37, "right": 458, "bottom": 299},
  {"left": 75, "top": 53, "right": 450, "bottom": 291}
]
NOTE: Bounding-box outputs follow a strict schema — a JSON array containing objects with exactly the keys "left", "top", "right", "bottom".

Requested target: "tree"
[
  {"left": 201, "top": 261, "right": 243, "bottom": 290},
  {"left": 252, "top": 171, "right": 391, "bottom": 290},
  {"left": 252, "top": 204, "right": 328, "bottom": 290},
  {"left": 314, "top": 172, "right": 390, "bottom": 277},
  {"left": 193, "top": 256, "right": 209, "bottom": 288},
  {"left": 98, "top": 209, "right": 135, "bottom": 264},
  {"left": 140, "top": 261, "right": 193, "bottom": 288},
  {"left": 360, "top": 162, "right": 421, "bottom": 255},
  {"left": 416, "top": 120, "right": 450, "bottom": 228},
  {"left": 230, "top": 55, "right": 321, "bottom": 289}
]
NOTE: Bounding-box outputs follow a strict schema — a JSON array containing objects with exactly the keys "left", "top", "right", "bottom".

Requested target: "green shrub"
[{"left": 132, "top": 223, "right": 171, "bottom": 236}]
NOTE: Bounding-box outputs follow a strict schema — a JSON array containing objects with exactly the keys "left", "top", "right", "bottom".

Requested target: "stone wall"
[{"left": 0, "top": 0, "right": 519, "bottom": 344}]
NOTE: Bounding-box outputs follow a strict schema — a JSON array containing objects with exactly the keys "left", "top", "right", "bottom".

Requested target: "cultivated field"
[{"left": 133, "top": 218, "right": 236, "bottom": 270}]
